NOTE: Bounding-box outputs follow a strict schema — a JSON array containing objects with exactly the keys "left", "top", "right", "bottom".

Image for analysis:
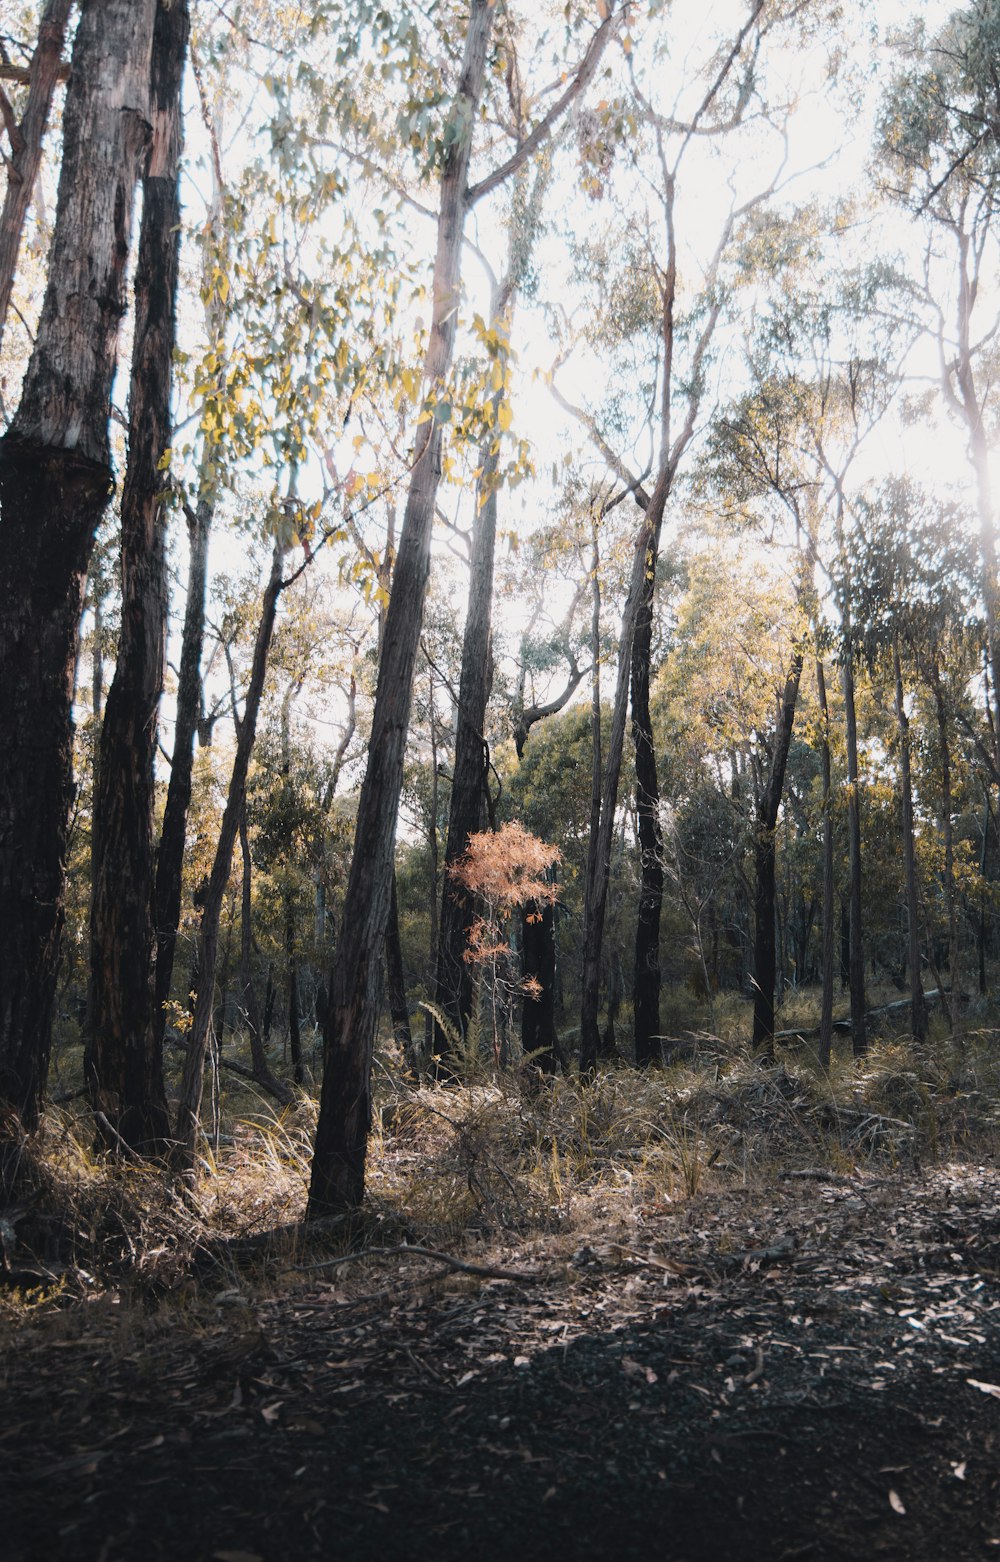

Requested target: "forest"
[{"left": 4, "top": 1, "right": 1000, "bottom": 1558}]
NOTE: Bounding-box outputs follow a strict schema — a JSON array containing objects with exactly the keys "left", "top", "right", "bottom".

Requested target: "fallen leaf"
[
  {"left": 889, "top": 1490, "right": 906, "bottom": 1515},
  {"left": 260, "top": 1400, "right": 283, "bottom": 1424},
  {"left": 967, "top": 1379, "right": 1000, "bottom": 1400},
  {"left": 952, "top": 1462, "right": 967, "bottom": 1481}
]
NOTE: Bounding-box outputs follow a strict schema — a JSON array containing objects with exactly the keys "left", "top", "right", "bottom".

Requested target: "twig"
[
  {"left": 744, "top": 1345, "right": 766, "bottom": 1386},
  {"left": 296, "top": 1243, "right": 548, "bottom": 1282}
]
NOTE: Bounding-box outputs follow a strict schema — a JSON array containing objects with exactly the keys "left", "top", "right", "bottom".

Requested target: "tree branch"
[{"left": 466, "top": 7, "right": 624, "bottom": 208}]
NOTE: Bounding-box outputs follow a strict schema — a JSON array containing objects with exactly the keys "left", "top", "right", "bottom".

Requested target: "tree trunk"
[
  {"left": 433, "top": 299, "right": 504, "bottom": 1063},
  {"left": 385, "top": 870, "right": 418, "bottom": 1076},
  {"left": 0, "top": 0, "right": 73, "bottom": 355},
  {"left": 154, "top": 489, "right": 213, "bottom": 1046},
  {"left": 521, "top": 894, "right": 558, "bottom": 1073},
  {"left": 930, "top": 668, "right": 959, "bottom": 1037},
  {"left": 580, "top": 475, "right": 669, "bottom": 1074},
  {"left": 842, "top": 643, "right": 867, "bottom": 1057},
  {"left": 307, "top": 6, "right": 494, "bottom": 1220},
  {"left": 893, "top": 634, "right": 927, "bottom": 1043},
  {"left": 174, "top": 541, "right": 285, "bottom": 1172},
  {"left": 751, "top": 653, "right": 803, "bottom": 1058},
  {"left": 631, "top": 588, "right": 664, "bottom": 1066},
  {"left": 0, "top": 0, "right": 155, "bottom": 1159},
  {"left": 87, "top": 0, "right": 189, "bottom": 1155},
  {"left": 816, "top": 659, "right": 836, "bottom": 1069},
  {"left": 238, "top": 801, "right": 292, "bottom": 1103}
]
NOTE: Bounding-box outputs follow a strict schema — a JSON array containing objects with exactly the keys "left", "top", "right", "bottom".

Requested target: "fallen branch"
[{"left": 296, "top": 1243, "right": 548, "bottom": 1282}]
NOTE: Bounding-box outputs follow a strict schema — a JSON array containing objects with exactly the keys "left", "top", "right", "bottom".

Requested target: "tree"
[
  {"left": 557, "top": 0, "right": 805, "bottom": 1069},
  {"left": 309, "top": 1, "right": 625, "bottom": 1218},
  {"left": 879, "top": 3, "right": 1000, "bottom": 780},
  {"left": 0, "top": 0, "right": 72, "bottom": 356},
  {"left": 0, "top": 0, "right": 156, "bottom": 1173},
  {"left": 87, "top": 0, "right": 190, "bottom": 1155}
]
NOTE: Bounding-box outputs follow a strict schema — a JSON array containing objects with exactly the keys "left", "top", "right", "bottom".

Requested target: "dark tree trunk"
[
  {"left": 0, "top": 1, "right": 155, "bottom": 1163},
  {"left": 308, "top": 4, "right": 494, "bottom": 1220},
  {"left": 238, "top": 802, "right": 291, "bottom": 1103},
  {"left": 433, "top": 354, "right": 501, "bottom": 1062},
  {"left": 521, "top": 896, "right": 558, "bottom": 1073},
  {"left": 174, "top": 542, "right": 285, "bottom": 1172},
  {"left": 893, "top": 634, "right": 927, "bottom": 1043},
  {"left": 0, "top": 0, "right": 73, "bottom": 354},
  {"left": 154, "top": 490, "right": 212, "bottom": 1047},
  {"left": 751, "top": 654, "right": 803, "bottom": 1058},
  {"left": 631, "top": 595, "right": 664, "bottom": 1066},
  {"left": 385, "top": 870, "right": 419, "bottom": 1077},
  {"left": 842, "top": 645, "right": 867, "bottom": 1056},
  {"left": 816, "top": 659, "right": 836, "bottom": 1068},
  {"left": 87, "top": 0, "right": 189, "bottom": 1154},
  {"left": 286, "top": 903, "right": 303, "bottom": 1086}
]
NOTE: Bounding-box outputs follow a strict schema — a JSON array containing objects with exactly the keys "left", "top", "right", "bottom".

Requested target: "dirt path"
[{"left": 5, "top": 1164, "right": 1000, "bottom": 1560}]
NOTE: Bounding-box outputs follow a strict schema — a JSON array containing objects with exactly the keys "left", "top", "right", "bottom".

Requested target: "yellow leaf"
[{"left": 497, "top": 402, "right": 513, "bottom": 432}]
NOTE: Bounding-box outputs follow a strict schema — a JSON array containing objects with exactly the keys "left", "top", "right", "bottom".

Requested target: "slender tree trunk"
[
  {"left": 385, "top": 870, "right": 418, "bottom": 1077},
  {"left": 580, "top": 513, "right": 604, "bottom": 1070},
  {"left": 87, "top": 0, "right": 189, "bottom": 1154},
  {"left": 0, "top": 0, "right": 73, "bottom": 355},
  {"left": 0, "top": 1, "right": 155, "bottom": 1161},
  {"left": 238, "top": 801, "right": 292, "bottom": 1102},
  {"left": 842, "top": 642, "right": 867, "bottom": 1057},
  {"left": 286, "top": 902, "right": 303, "bottom": 1086},
  {"left": 154, "top": 490, "right": 212, "bottom": 1046},
  {"left": 631, "top": 591, "right": 664, "bottom": 1066},
  {"left": 174, "top": 541, "right": 285, "bottom": 1172},
  {"left": 280, "top": 683, "right": 305, "bottom": 1085},
  {"left": 929, "top": 670, "right": 959, "bottom": 1036},
  {"left": 433, "top": 315, "right": 504, "bottom": 1061},
  {"left": 752, "top": 654, "right": 803, "bottom": 1058},
  {"left": 893, "top": 634, "right": 927, "bottom": 1043},
  {"left": 816, "top": 659, "right": 836, "bottom": 1068},
  {"left": 308, "top": 5, "right": 494, "bottom": 1220},
  {"left": 521, "top": 891, "right": 558, "bottom": 1073}
]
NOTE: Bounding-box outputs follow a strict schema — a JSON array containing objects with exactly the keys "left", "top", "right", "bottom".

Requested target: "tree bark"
[
  {"left": 433, "top": 297, "right": 505, "bottom": 1063},
  {"left": 308, "top": 4, "right": 495, "bottom": 1219},
  {"left": 751, "top": 653, "right": 803, "bottom": 1058},
  {"left": 0, "top": 0, "right": 73, "bottom": 355},
  {"left": 154, "top": 490, "right": 213, "bottom": 1047},
  {"left": 893, "top": 634, "right": 927, "bottom": 1043},
  {"left": 816, "top": 658, "right": 836, "bottom": 1068},
  {"left": 521, "top": 893, "right": 558, "bottom": 1072},
  {"left": 631, "top": 585, "right": 664, "bottom": 1065},
  {"left": 238, "top": 800, "right": 292, "bottom": 1103},
  {"left": 580, "top": 474, "right": 669, "bottom": 1074},
  {"left": 385, "top": 870, "right": 419, "bottom": 1077},
  {"left": 174, "top": 541, "right": 285, "bottom": 1172},
  {"left": 0, "top": 0, "right": 155, "bottom": 1157},
  {"left": 842, "top": 641, "right": 867, "bottom": 1057},
  {"left": 87, "top": 0, "right": 189, "bottom": 1155}
]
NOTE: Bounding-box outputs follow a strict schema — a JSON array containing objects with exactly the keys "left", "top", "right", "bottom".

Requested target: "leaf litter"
[{"left": 4, "top": 1162, "right": 1000, "bottom": 1558}]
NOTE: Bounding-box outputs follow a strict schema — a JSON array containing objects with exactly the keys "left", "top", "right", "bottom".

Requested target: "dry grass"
[{"left": 5, "top": 1016, "right": 1000, "bottom": 1331}]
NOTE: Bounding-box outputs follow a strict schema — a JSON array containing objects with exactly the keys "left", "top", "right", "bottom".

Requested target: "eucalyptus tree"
[
  {"left": 878, "top": 1, "right": 1000, "bottom": 782},
  {"left": 0, "top": 0, "right": 72, "bottom": 357},
  {"left": 308, "top": 0, "right": 628, "bottom": 1218},
  {"left": 0, "top": 1, "right": 156, "bottom": 1171},
  {"left": 87, "top": 0, "right": 190, "bottom": 1155},
  {"left": 853, "top": 479, "right": 979, "bottom": 1041},
  {"left": 708, "top": 237, "right": 916, "bottom": 1057},
  {"left": 553, "top": 0, "right": 829, "bottom": 1069}
]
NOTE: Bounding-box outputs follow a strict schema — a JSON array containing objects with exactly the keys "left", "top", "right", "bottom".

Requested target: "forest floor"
[{"left": 5, "top": 1040, "right": 1000, "bottom": 1560}]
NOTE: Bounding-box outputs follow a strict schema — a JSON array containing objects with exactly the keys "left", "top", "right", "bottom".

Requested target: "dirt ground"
[{"left": 4, "top": 1162, "right": 1000, "bottom": 1561}]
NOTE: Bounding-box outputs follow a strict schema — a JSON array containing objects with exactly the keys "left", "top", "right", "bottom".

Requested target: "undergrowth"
[{"left": 4, "top": 1022, "right": 1000, "bottom": 1331}]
